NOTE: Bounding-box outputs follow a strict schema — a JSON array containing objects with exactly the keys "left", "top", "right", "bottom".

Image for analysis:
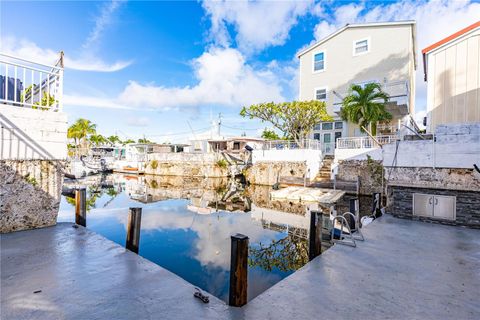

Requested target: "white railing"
[
  {"left": 336, "top": 135, "right": 399, "bottom": 149},
  {"left": 262, "top": 139, "right": 322, "bottom": 150},
  {"left": 0, "top": 53, "right": 64, "bottom": 112},
  {"left": 332, "top": 80, "right": 409, "bottom": 110}
]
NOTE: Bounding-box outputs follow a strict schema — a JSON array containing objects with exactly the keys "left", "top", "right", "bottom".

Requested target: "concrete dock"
[
  {"left": 2, "top": 216, "right": 479, "bottom": 319},
  {"left": 270, "top": 186, "right": 345, "bottom": 203}
]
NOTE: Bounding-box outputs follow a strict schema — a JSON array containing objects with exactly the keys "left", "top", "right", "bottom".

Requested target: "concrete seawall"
[{"left": 144, "top": 153, "right": 229, "bottom": 177}]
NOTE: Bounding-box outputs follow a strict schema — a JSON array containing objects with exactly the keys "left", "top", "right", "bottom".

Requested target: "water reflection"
[{"left": 60, "top": 173, "right": 331, "bottom": 302}]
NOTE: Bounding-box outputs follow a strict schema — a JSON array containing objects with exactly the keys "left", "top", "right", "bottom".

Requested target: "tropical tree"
[
  {"left": 122, "top": 139, "right": 135, "bottom": 145},
  {"left": 67, "top": 123, "right": 82, "bottom": 148},
  {"left": 107, "top": 135, "right": 121, "bottom": 146},
  {"left": 261, "top": 128, "right": 282, "bottom": 140},
  {"left": 240, "top": 100, "right": 332, "bottom": 144},
  {"left": 89, "top": 134, "right": 107, "bottom": 146},
  {"left": 340, "top": 83, "right": 392, "bottom": 136},
  {"left": 138, "top": 137, "right": 154, "bottom": 144},
  {"left": 67, "top": 118, "right": 97, "bottom": 151}
]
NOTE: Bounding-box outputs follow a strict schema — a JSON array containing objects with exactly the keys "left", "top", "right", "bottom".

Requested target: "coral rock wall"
[{"left": 0, "top": 160, "right": 63, "bottom": 233}]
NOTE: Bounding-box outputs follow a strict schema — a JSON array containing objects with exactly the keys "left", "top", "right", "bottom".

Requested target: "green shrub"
[
  {"left": 150, "top": 160, "right": 159, "bottom": 169},
  {"left": 24, "top": 175, "right": 37, "bottom": 187},
  {"left": 216, "top": 159, "right": 228, "bottom": 169}
]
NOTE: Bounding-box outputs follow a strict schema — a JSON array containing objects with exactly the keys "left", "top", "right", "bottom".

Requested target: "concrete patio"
[{"left": 1, "top": 215, "right": 479, "bottom": 319}]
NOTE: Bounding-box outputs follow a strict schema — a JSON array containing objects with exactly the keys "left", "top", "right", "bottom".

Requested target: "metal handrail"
[
  {"left": 0, "top": 53, "right": 62, "bottom": 70},
  {"left": 330, "top": 216, "right": 356, "bottom": 247},
  {"left": 342, "top": 212, "right": 364, "bottom": 241},
  {"left": 0, "top": 53, "right": 63, "bottom": 112}
]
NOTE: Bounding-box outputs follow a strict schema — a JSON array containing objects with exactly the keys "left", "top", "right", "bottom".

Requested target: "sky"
[{"left": 1, "top": 0, "right": 480, "bottom": 143}]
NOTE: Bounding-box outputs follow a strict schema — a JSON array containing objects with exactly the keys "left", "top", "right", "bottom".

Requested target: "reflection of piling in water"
[
  {"left": 75, "top": 188, "right": 86, "bottom": 227},
  {"left": 229, "top": 233, "right": 248, "bottom": 307},
  {"left": 126, "top": 207, "right": 142, "bottom": 254}
]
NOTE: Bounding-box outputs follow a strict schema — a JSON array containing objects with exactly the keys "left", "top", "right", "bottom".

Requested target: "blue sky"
[{"left": 2, "top": 0, "right": 480, "bottom": 142}]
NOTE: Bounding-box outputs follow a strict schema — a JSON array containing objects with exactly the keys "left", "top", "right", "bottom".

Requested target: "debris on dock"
[{"left": 270, "top": 187, "right": 345, "bottom": 204}]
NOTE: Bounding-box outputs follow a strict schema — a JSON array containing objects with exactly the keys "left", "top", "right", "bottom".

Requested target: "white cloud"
[
  {"left": 117, "top": 47, "right": 285, "bottom": 109},
  {"left": 83, "top": 0, "right": 125, "bottom": 50},
  {"left": 312, "top": 0, "right": 480, "bottom": 111},
  {"left": 62, "top": 47, "right": 284, "bottom": 110},
  {"left": 1, "top": 0, "right": 131, "bottom": 72},
  {"left": 126, "top": 116, "right": 151, "bottom": 127},
  {"left": 202, "top": 0, "right": 314, "bottom": 53},
  {"left": 3, "top": 36, "right": 132, "bottom": 72},
  {"left": 63, "top": 94, "right": 134, "bottom": 109}
]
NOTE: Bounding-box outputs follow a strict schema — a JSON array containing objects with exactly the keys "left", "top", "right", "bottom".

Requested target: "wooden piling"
[
  {"left": 372, "top": 192, "right": 382, "bottom": 217},
  {"left": 126, "top": 207, "right": 142, "bottom": 254},
  {"left": 229, "top": 233, "right": 249, "bottom": 307},
  {"left": 349, "top": 198, "right": 359, "bottom": 229},
  {"left": 75, "top": 188, "right": 86, "bottom": 227},
  {"left": 309, "top": 210, "right": 322, "bottom": 261}
]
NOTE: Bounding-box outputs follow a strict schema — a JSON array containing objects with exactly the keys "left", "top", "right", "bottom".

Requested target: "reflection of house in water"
[
  {"left": 250, "top": 202, "right": 333, "bottom": 251},
  {"left": 251, "top": 204, "right": 310, "bottom": 236}
]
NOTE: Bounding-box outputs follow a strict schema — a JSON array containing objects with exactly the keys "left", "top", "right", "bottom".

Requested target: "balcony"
[
  {"left": 332, "top": 80, "right": 409, "bottom": 117},
  {"left": 0, "top": 53, "right": 64, "bottom": 112}
]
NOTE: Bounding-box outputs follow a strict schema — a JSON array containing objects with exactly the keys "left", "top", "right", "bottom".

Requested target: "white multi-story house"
[
  {"left": 422, "top": 20, "right": 480, "bottom": 133},
  {"left": 297, "top": 21, "right": 417, "bottom": 152}
]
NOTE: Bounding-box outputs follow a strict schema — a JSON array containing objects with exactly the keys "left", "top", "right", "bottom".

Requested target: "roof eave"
[{"left": 297, "top": 20, "right": 417, "bottom": 58}]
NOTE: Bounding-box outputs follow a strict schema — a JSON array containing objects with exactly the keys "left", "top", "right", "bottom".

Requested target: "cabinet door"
[
  {"left": 413, "top": 193, "right": 434, "bottom": 217},
  {"left": 433, "top": 195, "right": 456, "bottom": 220}
]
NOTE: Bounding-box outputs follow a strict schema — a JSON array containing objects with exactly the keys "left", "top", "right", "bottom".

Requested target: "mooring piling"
[
  {"left": 126, "top": 207, "right": 142, "bottom": 254},
  {"left": 372, "top": 192, "right": 381, "bottom": 217},
  {"left": 349, "top": 198, "right": 359, "bottom": 229},
  {"left": 229, "top": 233, "right": 249, "bottom": 307},
  {"left": 309, "top": 210, "right": 322, "bottom": 261},
  {"left": 75, "top": 187, "right": 86, "bottom": 227}
]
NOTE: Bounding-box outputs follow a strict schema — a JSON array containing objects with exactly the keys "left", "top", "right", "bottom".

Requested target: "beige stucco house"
[
  {"left": 297, "top": 21, "right": 417, "bottom": 149},
  {"left": 423, "top": 21, "right": 480, "bottom": 133}
]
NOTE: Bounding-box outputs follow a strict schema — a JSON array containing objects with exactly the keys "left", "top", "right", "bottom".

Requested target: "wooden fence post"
[
  {"left": 75, "top": 187, "right": 86, "bottom": 227},
  {"left": 309, "top": 210, "right": 322, "bottom": 261},
  {"left": 229, "top": 233, "right": 249, "bottom": 307},
  {"left": 126, "top": 207, "right": 142, "bottom": 254}
]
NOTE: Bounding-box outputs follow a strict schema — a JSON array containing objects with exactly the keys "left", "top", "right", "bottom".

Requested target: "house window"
[
  {"left": 335, "top": 121, "right": 343, "bottom": 129},
  {"left": 314, "top": 123, "right": 321, "bottom": 130},
  {"left": 313, "top": 52, "right": 325, "bottom": 72},
  {"left": 314, "top": 133, "right": 320, "bottom": 140},
  {"left": 322, "top": 122, "right": 333, "bottom": 130},
  {"left": 354, "top": 39, "right": 369, "bottom": 55},
  {"left": 233, "top": 142, "right": 240, "bottom": 150},
  {"left": 315, "top": 88, "right": 327, "bottom": 101}
]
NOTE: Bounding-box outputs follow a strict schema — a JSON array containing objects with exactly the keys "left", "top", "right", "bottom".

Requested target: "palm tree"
[
  {"left": 122, "top": 139, "right": 135, "bottom": 145},
  {"left": 89, "top": 134, "right": 107, "bottom": 146},
  {"left": 75, "top": 118, "right": 97, "bottom": 148},
  {"left": 107, "top": 135, "right": 121, "bottom": 146},
  {"left": 67, "top": 123, "right": 82, "bottom": 148},
  {"left": 340, "top": 83, "right": 392, "bottom": 136},
  {"left": 138, "top": 137, "right": 153, "bottom": 144}
]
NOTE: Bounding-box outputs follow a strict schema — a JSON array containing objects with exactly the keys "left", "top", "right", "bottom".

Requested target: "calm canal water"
[{"left": 59, "top": 173, "right": 317, "bottom": 302}]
